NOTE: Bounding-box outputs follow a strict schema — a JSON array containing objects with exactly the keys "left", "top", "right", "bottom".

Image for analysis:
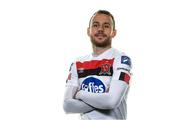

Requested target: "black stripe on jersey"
[
  {"left": 119, "top": 72, "right": 125, "bottom": 80},
  {"left": 77, "top": 67, "right": 113, "bottom": 78},
  {"left": 119, "top": 72, "right": 130, "bottom": 84}
]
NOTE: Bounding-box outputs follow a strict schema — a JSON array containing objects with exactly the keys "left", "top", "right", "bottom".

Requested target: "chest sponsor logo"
[{"left": 81, "top": 77, "right": 106, "bottom": 93}]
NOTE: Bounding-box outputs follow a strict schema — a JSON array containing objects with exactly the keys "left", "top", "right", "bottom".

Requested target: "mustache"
[{"left": 94, "top": 32, "right": 107, "bottom": 37}]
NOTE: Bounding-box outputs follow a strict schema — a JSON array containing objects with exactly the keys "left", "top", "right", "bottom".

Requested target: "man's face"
[{"left": 88, "top": 13, "right": 116, "bottom": 47}]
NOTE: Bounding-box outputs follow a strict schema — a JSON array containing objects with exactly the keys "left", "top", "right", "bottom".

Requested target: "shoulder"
[
  {"left": 70, "top": 54, "right": 92, "bottom": 68},
  {"left": 75, "top": 54, "right": 91, "bottom": 63},
  {"left": 113, "top": 48, "right": 132, "bottom": 69}
]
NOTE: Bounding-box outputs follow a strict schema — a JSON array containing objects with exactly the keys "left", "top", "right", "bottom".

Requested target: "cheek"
[
  {"left": 109, "top": 30, "right": 116, "bottom": 37},
  {"left": 89, "top": 30, "right": 96, "bottom": 36},
  {"left": 104, "top": 31, "right": 112, "bottom": 36}
]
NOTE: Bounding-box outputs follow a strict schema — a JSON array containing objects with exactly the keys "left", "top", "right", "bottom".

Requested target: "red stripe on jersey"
[
  {"left": 76, "top": 58, "right": 114, "bottom": 70},
  {"left": 119, "top": 72, "right": 131, "bottom": 84},
  {"left": 124, "top": 73, "right": 130, "bottom": 84}
]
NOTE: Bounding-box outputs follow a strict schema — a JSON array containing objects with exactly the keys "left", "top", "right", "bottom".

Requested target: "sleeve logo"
[{"left": 121, "top": 56, "right": 131, "bottom": 67}]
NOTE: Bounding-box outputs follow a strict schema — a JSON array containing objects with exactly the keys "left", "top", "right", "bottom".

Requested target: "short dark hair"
[{"left": 89, "top": 10, "right": 115, "bottom": 30}]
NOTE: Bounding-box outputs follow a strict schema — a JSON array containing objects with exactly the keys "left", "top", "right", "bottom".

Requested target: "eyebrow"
[
  {"left": 92, "top": 21, "right": 99, "bottom": 24},
  {"left": 92, "top": 21, "right": 110, "bottom": 25},
  {"left": 104, "top": 22, "right": 110, "bottom": 25}
]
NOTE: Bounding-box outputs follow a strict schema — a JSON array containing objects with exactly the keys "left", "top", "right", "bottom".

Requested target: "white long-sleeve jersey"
[{"left": 63, "top": 48, "right": 132, "bottom": 120}]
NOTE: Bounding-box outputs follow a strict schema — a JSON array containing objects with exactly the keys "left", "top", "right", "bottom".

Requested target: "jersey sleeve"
[
  {"left": 66, "top": 62, "right": 79, "bottom": 87},
  {"left": 112, "top": 54, "right": 132, "bottom": 85},
  {"left": 63, "top": 62, "right": 95, "bottom": 113},
  {"left": 63, "top": 86, "right": 95, "bottom": 113}
]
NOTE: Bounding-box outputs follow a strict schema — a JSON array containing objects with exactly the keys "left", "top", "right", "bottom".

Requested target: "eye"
[
  {"left": 104, "top": 25, "right": 110, "bottom": 28},
  {"left": 92, "top": 24, "right": 98, "bottom": 27}
]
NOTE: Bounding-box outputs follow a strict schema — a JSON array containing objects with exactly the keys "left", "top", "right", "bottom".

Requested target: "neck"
[{"left": 92, "top": 45, "right": 111, "bottom": 56}]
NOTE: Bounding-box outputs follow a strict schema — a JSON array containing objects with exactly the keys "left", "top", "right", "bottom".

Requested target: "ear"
[
  {"left": 111, "top": 29, "right": 117, "bottom": 38},
  {"left": 87, "top": 27, "right": 90, "bottom": 36}
]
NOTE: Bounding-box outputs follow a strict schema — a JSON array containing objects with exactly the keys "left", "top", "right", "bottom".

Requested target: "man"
[{"left": 63, "top": 10, "right": 132, "bottom": 120}]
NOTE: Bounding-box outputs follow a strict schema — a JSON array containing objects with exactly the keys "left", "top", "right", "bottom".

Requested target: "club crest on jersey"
[
  {"left": 81, "top": 77, "right": 106, "bottom": 93},
  {"left": 121, "top": 56, "right": 131, "bottom": 67},
  {"left": 99, "top": 63, "right": 111, "bottom": 75}
]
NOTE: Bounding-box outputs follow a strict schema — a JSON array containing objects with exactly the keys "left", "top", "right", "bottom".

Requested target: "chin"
[{"left": 95, "top": 37, "right": 106, "bottom": 42}]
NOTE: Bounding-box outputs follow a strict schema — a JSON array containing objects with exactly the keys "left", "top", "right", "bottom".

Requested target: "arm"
[
  {"left": 63, "top": 85, "right": 94, "bottom": 113},
  {"left": 63, "top": 62, "right": 94, "bottom": 113},
  {"left": 76, "top": 55, "right": 132, "bottom": 109},
  {"left": 75, "top": 71, "right": 130, "bottom": 109}
]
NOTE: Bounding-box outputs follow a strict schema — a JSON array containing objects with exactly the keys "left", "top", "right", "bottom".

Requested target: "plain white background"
[{"left": 0, "top": 0, "right": 180, "bottom": 120}]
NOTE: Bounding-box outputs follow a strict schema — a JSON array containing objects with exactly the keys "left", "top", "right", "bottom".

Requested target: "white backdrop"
[{"left": 0, "top": 0, "right": 180, "bottom": 120}]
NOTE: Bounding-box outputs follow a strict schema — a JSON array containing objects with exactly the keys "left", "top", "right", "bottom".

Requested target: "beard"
[{"left": 90, "top": 36, "right": 112, "bottom": 47}]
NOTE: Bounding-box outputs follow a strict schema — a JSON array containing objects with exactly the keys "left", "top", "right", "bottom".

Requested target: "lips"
[{"left": 94, "top": 33, "right": 107, "bottom": 38}]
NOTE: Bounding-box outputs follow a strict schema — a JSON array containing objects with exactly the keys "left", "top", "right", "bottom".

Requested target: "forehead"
[{"left": 91, "top": 13, "right": 113, "bottom": 24}]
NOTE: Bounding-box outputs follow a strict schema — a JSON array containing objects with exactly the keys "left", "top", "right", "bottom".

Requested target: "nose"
[{"left": 97, "top": 25, "right": 104, "bottom": 33}]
